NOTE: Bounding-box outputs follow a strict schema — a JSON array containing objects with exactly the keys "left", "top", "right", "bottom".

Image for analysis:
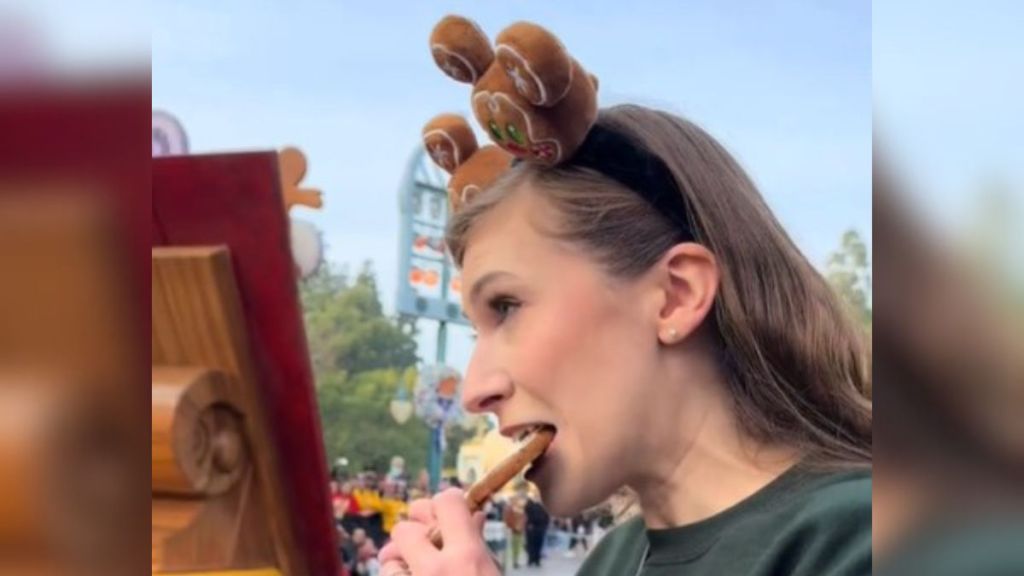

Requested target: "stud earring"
[{"left": 664, "top": 328, "right": 678, "bottom": 341}]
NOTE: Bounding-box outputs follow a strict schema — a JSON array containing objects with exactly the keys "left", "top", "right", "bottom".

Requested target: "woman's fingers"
[
  {"left": 390, "top": 520, "right": 441, "bottom": 573},
  {"left": 407, "top": 497, "right": 435, "bottom": 525},
  {"left": 380, "top": 559, "right": 413, "bottom": 576},
  {"left": 473, "top": 510, "right": 486, "bottom": 533},
  {"left": 433, "top": 488, "right": 482, "bottom": 547},
  {"left": 383, "top": 504, "right": 499, "bottom": 576},
  {"left": 377, "top": 541, "right": 402, "bottom": 564}
]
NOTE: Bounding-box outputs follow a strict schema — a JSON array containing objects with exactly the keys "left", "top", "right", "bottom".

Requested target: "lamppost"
[
  {"left": 332, "top": 457, "right": 349, "bottom": 481},
  {"left": 389, "top": 386, "right": 413, "bottom": 425},
  {"left": 413, "top": 365, "right": 463, "bottom": 494}
]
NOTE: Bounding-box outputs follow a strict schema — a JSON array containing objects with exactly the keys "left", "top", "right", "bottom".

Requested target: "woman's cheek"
[{"left": 505, "top": 318, "right": 570, "bottom": 391}]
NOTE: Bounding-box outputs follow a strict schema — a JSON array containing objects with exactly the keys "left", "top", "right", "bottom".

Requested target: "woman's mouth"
[
  {"left": 521, "top": 425, "right": 556, "bottom": 479},
  {"left": 525, "top": 449, "right": 550, "bottom": 480},
  {"left": 501, "top": 423, "right": 557, "bottom": 481}
]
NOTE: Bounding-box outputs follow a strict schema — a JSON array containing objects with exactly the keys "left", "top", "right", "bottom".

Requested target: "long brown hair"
[{"left": 448, "top": 104, "right": 871, "bottom": 468}]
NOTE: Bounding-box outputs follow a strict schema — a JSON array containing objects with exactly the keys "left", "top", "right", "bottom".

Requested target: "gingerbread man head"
[
  {"left": 429, "top": 15, "right": 599, "bottom": 166},
  {"left": 422, "top": 113, "right": 512, "bottom": 213}
]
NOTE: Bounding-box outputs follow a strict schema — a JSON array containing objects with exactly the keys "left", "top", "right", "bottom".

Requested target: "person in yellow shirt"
[
  {"left": 352, "top": 474, "right": 382, "bottom": 512},
  {"left": 352, "top": 472, "right": 384, "bottom": 545},
  {"left": 379, "top": 481, "right": 409, "bottom": 538}
]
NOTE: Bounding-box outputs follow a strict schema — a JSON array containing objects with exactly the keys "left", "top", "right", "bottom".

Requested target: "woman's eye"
[{"left": 489, "top": 297, "right": 520, "bottom": 323}]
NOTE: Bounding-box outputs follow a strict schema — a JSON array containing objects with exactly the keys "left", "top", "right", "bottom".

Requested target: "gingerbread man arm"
[
  {"left": 422, "top": 114, "right": 479, "bottom": 175},
  {"left": 422, "top": 114, "right": 512, "bottom": 212},
  {"left": 430, "top": 15, "right": 495, "bottom": 84},
  {"left": 495, "top": 21, "right": 574, "bottom": 107},
  {"left": 278, "top": 147, "right": 323, "bottom": 211}
]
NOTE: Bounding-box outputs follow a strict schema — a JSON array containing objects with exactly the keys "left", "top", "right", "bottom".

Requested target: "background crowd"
[{"left": 328, "top": 456, "right": 614, "bottom": 575}]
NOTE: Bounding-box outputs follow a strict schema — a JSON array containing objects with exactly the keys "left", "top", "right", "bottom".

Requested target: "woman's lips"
[
  {"left": 525, "top": 434, "right": 555, "bottom": 480},
  {"left": 525, "top": 451, "right": 548, "bottom": 480}
]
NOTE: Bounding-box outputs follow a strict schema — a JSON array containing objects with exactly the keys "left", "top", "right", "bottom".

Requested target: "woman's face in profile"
[{"left": 460, "top": 188, "right": 663, "bottom": 516}]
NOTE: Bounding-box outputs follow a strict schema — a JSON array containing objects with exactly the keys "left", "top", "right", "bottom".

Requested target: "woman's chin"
[
  {"left": 536, "top": 488, "right": 581, "bottom": 517},
  {"left": 532, "top": 463, "right": 604, "bottom": 517}
]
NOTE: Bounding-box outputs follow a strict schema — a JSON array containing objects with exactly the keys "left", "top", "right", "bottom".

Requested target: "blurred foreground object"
[
  {"left": 873, "top": 161, "right": 1024, "bottom": 574},
  {"left": 873, "top": 5, "right": 1024, "bottom": 569},
  {"left": 1, "top": 77, "right": 337, "bottom": 574},
  {"left": 152, "top": 152, "right": 338, "bottom": 575},
  {"left": 0, "top": 78, "right": 149, "bottom": 575}
]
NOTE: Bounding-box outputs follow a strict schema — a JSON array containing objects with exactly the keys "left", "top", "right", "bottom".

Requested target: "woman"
[{"left": 379, "top": 105, "right": 871, "bottom": 575}]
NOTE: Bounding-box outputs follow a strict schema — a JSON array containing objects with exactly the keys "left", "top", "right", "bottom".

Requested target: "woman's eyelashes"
[{"left": 487, "top": 294, "right": 521, "bottom": 325}]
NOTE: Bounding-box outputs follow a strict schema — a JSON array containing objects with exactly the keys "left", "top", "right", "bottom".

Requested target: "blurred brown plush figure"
[{"left": 873, "top": 160, "right": 1024, "bottom": 574}]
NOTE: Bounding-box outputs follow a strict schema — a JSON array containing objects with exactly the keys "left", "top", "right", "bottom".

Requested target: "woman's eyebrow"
[{"left": 468, "top": 270, "right": 515, "bottom": 307}]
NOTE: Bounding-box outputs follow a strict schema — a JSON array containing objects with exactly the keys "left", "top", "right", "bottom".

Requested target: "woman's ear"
[{"left": 654, "top": 243, "right": 720, "bottom": 345}]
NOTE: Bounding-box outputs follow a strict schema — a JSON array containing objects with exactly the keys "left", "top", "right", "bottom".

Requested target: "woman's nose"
[{"left": 462, "top": 355, "right": 513, "bottom": 414}]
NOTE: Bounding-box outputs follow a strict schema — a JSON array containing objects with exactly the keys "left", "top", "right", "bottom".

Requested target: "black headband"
[
  {"left": 567, "top": 124, "right": 695, "bottom": 240},
  {"left": 509, "top": 124, "right": 695, "bottom": 239}
]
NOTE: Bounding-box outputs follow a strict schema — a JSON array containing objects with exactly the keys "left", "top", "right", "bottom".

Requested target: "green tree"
[
  {"left": 302, "top": 263, "right": 418, "bottom": 379},
  {"left": 826, "top": 229, "right": 872, "bottom": 328},
  {"left": 317, "top": 367, "right": 433, "bottom": 473},
  {"left": 300, "top": 261, "right": 469, "bottom": 477}
]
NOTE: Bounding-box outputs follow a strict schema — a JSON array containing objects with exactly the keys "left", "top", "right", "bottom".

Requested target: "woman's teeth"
[
  {"left": 517, "top": 424, "right": 557, "bottom": 444},
  {"left": 518, "top": 427, "right": 537, "bottom": 442}
]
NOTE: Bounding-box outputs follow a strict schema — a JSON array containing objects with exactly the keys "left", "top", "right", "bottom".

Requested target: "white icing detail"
[
  {"left": 429, "top": 143, "right": 452, "bottom": 169},
  {"left": 495, "top": 43, "right": 574, "bottom": 106},
  {"left": 472, "top": 91, "right": 563, "bottom": 163},
  {"left": 506, "top": 64, "right": 530, "bottom": 95},
  {"left": 461, "top": 184, "right": 481, "bottom": 203},
  {"left": 431, "top": 44, "right": 478, "bottom": 83},
  {"left": 422, "top": 129, "right": 462, "bottom": 170},
  {"left": 495, "top": 44, "right": 546, "bottom": 104},
  {"left": 442, "top": 61, "right": 463, "bottom": 81}
]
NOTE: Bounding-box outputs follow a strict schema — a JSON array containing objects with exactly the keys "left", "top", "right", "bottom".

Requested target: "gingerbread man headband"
[
  {"left": 422, "top": 15, "right": 694, "bottom": 241},
  {"left": 423, "top": 15, "right": 598, "bottom": 211}
]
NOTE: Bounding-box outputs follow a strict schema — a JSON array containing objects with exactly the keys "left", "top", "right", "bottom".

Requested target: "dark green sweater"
[{"left": 577, "top": 466, "right": 871, "bottom": 576}]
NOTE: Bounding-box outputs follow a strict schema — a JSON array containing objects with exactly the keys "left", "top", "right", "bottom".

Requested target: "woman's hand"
[{"left": 378, "top": 488, "right": 498, "bottom": 576}]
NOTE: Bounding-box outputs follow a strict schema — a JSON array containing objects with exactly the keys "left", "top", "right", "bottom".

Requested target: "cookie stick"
[{"left": 428, "top": 425, "right": 555, "bottom": 548}]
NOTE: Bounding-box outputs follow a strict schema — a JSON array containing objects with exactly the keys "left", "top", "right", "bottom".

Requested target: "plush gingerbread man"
[
  {"left": 429, "top": 15, "right": 599, "bottom": 166},
  {"left": 422, "top": 113, "right": 512, "bottom": 213}
]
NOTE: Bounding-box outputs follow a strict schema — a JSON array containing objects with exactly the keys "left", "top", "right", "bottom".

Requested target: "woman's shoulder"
[
  {"left": 769, "top": 466, "right": 871, "bottom": 532},
  {"left": 741, "top": 467, "right": 872, "bottom": 575},
  {"left": 784, "top": 465, "right": 870, "bottom": 509},
  {"left": 578, "top": 469, "right": 871, "bottom": 575}
]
